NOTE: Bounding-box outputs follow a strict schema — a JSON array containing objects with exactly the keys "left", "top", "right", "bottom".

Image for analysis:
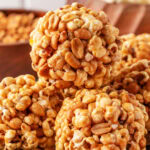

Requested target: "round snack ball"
[
  {"left": 0, "top": 75, "right": 62, "bottom": 150},
  {"left": 114, "top": 34, "right": 150, "bottom": 74},
  {"left": 30, "top": 3, "right": 121, "bottom": 89},
  {"left": 111, "top": 59, "right": 150, "bottom": 139},
  {"left": 55, "top": 87, "right": 148, "bottom": 150}
]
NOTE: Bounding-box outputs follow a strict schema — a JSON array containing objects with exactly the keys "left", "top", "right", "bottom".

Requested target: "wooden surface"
[{"left": 0, "top": 9, "right": 45, "bottom": 80}]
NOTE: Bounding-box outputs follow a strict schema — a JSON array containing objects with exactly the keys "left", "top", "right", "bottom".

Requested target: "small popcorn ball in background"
[
  {"left": 114, "top": 34, "right": 150, "bottom": 75},
  {"left": 55, "top": 87, "right": 148, "bottom": 150},
  {"left": 30, "top": 3, "right": 121, "bottom": 89},
  {"left": 121, "top": 34, "right": 150, "bottom": 61},
  {"left": 0, "top": 75, "right": 62, "bottom": 150},
  {"left": 111, "top": 59, "right": 150, "bottom": 100}
]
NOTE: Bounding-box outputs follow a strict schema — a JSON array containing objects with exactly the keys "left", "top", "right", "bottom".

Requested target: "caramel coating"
[
  {"left": 112, "top": 60, "right": 150, "bottom": 105},
  {"left": 0, "top": 75, "right": 62, "bottom": 150},
  {"left": 122, "top": 34, "right": 150, "bottom": 61},
  {"left": 55, "top": 87, "right": 148, "bottom": 150},
  {"left": 114, "top": 34, "right": 150, "bottom": 75},
  {"left": 30, "top": 3, "right": 121, "bottom": 89}
]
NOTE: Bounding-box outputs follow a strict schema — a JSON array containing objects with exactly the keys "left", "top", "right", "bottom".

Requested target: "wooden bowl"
[{"left": 0, "top": 9, "right": 46, "bottom": 80}]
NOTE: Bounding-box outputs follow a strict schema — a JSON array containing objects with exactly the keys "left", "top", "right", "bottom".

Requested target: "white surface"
[
  {"left": 24, "top": 0, "right": 66, "bottom": 10},
  {"left": 0, "top": 0, "right": 66, "bottom": 10},
  {"left": 0, "top": 0, "right": 23, "bottom": 8}
]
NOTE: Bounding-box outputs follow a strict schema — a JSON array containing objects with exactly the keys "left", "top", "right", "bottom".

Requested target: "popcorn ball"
[
  {"left": 112, "top": 59, "right": 150, "bottom": 105},
  {"left": 30, "top": 3, "right": 121, "bottom": 89},
  {"left": 0, "top": 75, "right": 62, "bottom": 150},
  {"left": 114, "top": 34, "right": 150, "bottom": 74},
  {"left": 111, "top": 60, "right": 150, "bottom": 140},
  {"left": 55, "top": 87, "right": 148, "bottom": 150}
]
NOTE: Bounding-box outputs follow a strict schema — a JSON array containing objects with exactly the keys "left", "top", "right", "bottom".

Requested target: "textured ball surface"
[
  {"left": 55, "top": 87, "right": 148, "bottom": 150},
  {"left": 30, "top": 3, "right": 121, "bottom": 89},
  {"left": 0, "top": 75, "right": 62, "bottom": 150}
]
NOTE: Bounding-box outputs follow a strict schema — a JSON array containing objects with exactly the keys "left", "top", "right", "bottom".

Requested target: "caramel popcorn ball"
[
  {"left": 122, "top": 34, "right": 150, "bottom": 62},
  {"left": 55, "top": 87, "right": 148, "bottom": 150},
  {"left": 30, "top": 3, "right": 121, "bottom": 89},
  {"left": 111, "top": 60, "right": 150, "bottom": 134},
  {"left": 0, "top": 75, "right": 62, "bottom": 150},
  {"left": 114, "top": 34, "right": 150, "bottom": 74},
  {"left": 0, "top": 12, "right": 38, "bottom": 44}
]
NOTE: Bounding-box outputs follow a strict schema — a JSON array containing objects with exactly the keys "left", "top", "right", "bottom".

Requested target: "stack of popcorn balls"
[{"left": 0, "top": 2, "right": 150, "bottom": 149}]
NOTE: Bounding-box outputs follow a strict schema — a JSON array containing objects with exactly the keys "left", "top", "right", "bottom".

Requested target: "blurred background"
[{"left": 0, "top": 0, "right": 66, "bottom": 10}]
